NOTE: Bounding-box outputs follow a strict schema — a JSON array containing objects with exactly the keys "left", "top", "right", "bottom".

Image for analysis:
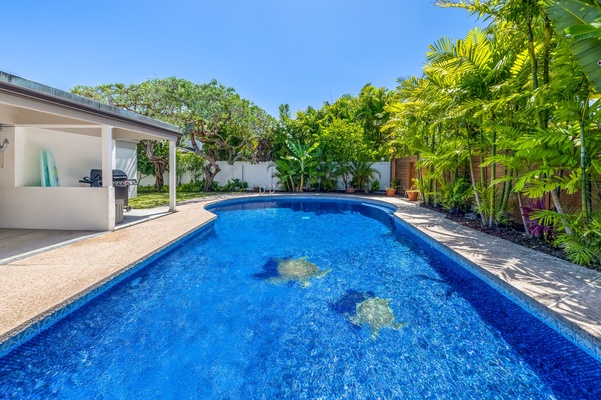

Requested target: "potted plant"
[
  {"left": 406, "top": 189, "right": 419, "bottom": 201},
  {"left": 405, "top": 179, "right": 420, "bottom": 201},
  {"left": 386, "top": 180, "right": 398, "bottom": 197}
]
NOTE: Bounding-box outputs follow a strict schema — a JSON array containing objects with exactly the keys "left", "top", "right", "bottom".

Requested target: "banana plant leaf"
[{"left": 545, "top": 0, "right": 601, "bottom": 93}]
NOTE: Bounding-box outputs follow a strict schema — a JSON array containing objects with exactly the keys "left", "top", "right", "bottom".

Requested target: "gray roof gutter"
[{"left": 0, "top": 71, "right": 182, "bottom": 139}]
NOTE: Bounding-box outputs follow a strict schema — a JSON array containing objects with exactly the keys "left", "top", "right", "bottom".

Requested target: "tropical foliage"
[
  {"left": 381, "top": 0, "right": 601, "bottom": 266},
  {"left": 349, "top": 162, "right": 381, "bottom": 193},
  {"left": 269, "top": 84, "right": 392, "bottom": 192},
  {"left": 544, "top": 0, "right": 601, "bottom": 94},
  {"left": 74, "top": 1, "right": 601, "bottom": 267}
]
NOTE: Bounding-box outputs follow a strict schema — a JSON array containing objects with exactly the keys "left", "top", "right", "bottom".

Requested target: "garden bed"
[{"left": 419, "top": 203, "right": 570, "bottom": 264}]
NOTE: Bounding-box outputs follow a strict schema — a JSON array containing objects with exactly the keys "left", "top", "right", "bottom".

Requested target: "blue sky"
[{"left": 2, "top": 1, "right": 482, "bottom": 117}]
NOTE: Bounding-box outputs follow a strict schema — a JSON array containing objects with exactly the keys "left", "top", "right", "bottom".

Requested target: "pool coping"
[
  {"left": 0, "top": 198, "right": 223, "bottom": 356},
  {"left": 208, "top": 194, "right": 601, "bottom": 360},
  {"left": 388, "top": 203, "right": 601, "bottom": 361},
  {"left": 1, "top": 193, "right": 600, "bottom": 362}
]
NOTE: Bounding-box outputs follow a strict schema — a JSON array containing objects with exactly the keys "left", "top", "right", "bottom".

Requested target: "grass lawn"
[{"left": 129, "top": 191, "right": 212, "bottom": 209}]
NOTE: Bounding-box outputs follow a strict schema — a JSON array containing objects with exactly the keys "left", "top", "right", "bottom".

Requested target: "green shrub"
[
  {"left": 556, "top": 214, "right": 601, "bottom": 267},
  {"left": 439, "top": 178, "right": 472, "bottom": 213},
  {"left": 220, "top": 179, "right": 249, "bottom": 192},
  {"left": 534, "top": 210, "right": 601, "bottom": 267},
  {"left": 137, "top": 185, "right": 162, "bottom": 193},
  {"left": 178, "top": 182, "right": 203, "bottom": 192},
  {"left": 316, "top": 161, "right": 339, "bottom": 192},
  {"left": 350, "top": 161, "right": 381, "bottom": 193}
]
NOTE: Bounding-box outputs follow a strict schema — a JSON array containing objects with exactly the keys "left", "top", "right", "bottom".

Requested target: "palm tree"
[
  {"left": 383, "top": 0, "right": 601, "bottom": 265},
  {"left": 435, "top": 0, "right": 576, "bottom": 232},
  {"left": 423, "top": 25, "right": 516, "bottom": 226},
  {"left": 350, "top": 161, "right": 381, "bottom": 193}
]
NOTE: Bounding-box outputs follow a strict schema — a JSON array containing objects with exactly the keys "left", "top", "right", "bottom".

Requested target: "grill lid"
[{"left": 90, "top": 169, "right": 128, "bottom": 181}]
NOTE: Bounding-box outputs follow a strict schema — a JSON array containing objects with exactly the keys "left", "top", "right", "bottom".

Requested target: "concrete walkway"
[
  {"left": 0, "top": 207, "right": 171, "bottom": 265},
  {"left": 1, "top": 194, "right": 600, "bottom": 360}
]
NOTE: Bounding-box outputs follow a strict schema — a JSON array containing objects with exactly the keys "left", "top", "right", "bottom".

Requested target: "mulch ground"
[{"left": 418, "top": 203, "right": 570, "bottom": 262}]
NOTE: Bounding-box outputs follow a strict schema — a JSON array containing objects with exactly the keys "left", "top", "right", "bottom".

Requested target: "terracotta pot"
[
  {"left": 386, "top": 188, "right": 396, "bottom": 197},
  {"left": 406, "top": 191, "right": 419, "bottom": 201},
  {"left": 346, "top": 187, "right": 356, "bottom": 194}
]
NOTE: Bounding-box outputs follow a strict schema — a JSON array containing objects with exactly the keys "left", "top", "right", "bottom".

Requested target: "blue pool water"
[{"left": 1, "top": 197, "right": 600, "bottom": 398}]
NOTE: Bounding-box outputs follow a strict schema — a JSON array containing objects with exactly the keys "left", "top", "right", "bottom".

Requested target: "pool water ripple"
[{"left": 0, "top": 197, "right": 600, "bottom": 398}]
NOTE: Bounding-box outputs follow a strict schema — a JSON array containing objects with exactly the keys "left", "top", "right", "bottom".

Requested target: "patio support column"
[
  {"left": 169, "top": 139, "right": 176, "bottom": 212},
  {"left": 102, "top": 126, "right": 116, "bottom": 230}
]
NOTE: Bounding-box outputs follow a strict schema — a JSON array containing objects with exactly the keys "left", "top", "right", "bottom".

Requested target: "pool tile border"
[
  {"left": 209, "top": 194, "right": 601, "bottom": 361},
  {"left": 0, "top": 218, "right": 216, "bottom": 358},
  {"left": 1, "top": 193, "right": 600, "bottom": 366},
  {"left": 392, "top": 213, "right": 601, "bottom": 362}
]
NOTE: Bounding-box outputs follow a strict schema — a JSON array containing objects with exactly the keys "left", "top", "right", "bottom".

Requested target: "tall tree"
[
  {"left": 72, "top": 81, "right": 174, "bottom": 190},
  {"left": 74, "top": 78, "right": 275, "bottom": 191},
  {"left": 166, "top": 78, "right": 275, "bottom": 190}
]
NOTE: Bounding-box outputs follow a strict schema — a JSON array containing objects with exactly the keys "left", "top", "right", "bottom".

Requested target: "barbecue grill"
[{"left": 79, "top": 169, "right": 137, "bottom": 211}]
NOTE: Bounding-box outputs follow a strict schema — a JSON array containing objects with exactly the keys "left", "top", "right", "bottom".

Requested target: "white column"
[
  {"left": 101, "top": 126, "right": 116, "bottom": 230},
  {"left": 169, "top": 140, "right": 176, "bottom": 212}
]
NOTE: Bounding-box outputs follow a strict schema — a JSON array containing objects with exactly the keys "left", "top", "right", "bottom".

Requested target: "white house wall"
[
  {"left": 0, "top": 126, "right": 128, "bottom": 230},
  {"left": 0, "top": 187, "right": 111, "bottom": 230},
  {"left": 15, "top": 127, "right": 100, "bottom": 187},
  {"left": 0, "top": 126, "right": 15, "bottom": 188}
]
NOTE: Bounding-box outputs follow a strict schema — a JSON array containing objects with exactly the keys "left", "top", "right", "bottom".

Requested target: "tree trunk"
[
  {"left": 542, "top": 15, "right": 552, "bottom": 129},
  {"left": 150, "top": 156, "right": 167, "bottom": 191},
  {"left": 500, "top": 166, "right": 512, "bottom": 214},
  {"left": 431, "top": 124, "right": 440, "bottom": 205},
  {"left": 202, "top": 158, "right": 221, "bottom": 191},
  {"left": 143, "top": 140, "right": 168, "bottom": 192},
  {"left": 580, "top": 97, "right": 592, "bottom": 224},
  {"left": 549, "top": 189, "right": 572, "bottom": 234},
  {"left": 416, "top": 152, "right": 423, "bottom": 202},
  {"left": 467, "top": 131, "right": 486, "bottom": 225},
  {"left": 580, "top": 119, "right": 589, "bottom": 222},
  {"left": 517, "top": 191, "right": 532, "bottom": 238},
  {"left": 479, "top": 132, "right": 486, "bottom": 190},
  {"left": 526, "top": 14, "right": 571, "bottom": 235},
  {"left": 488, "top": 127, "right": 496, "bottom": 229}
]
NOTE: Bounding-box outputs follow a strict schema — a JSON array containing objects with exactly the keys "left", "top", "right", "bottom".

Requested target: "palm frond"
[{"left": 544, "top": 0, "right": 601, "bottom": 93}]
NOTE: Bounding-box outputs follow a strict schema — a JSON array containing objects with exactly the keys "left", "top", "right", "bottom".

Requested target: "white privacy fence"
[{"left": 139, "top": 161, "right": 391, "bottom": 191}]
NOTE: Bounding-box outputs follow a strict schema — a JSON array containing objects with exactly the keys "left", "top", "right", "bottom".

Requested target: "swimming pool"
[{"left": 0, "top": 196, "right": 600, "bottom": 398}]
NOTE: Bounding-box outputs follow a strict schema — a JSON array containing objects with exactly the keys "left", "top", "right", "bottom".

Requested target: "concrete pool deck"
[{"left": 1, "top": 193, "right": 600, "bottom": 359}]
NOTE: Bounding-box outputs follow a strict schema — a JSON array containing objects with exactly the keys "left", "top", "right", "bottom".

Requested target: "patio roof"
[
  {"left": 0, "top": 71, "right": 180, "bottom": 231},
  {"left": 0, "top": 71, "right": 181, "bottom": 141}
]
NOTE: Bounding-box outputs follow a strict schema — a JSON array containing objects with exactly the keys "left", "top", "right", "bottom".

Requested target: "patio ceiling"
[{"left": 0, "top": 72, "right": 181, "bottom": 141}]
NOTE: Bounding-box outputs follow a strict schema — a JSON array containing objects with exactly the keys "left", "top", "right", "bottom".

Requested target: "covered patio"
[{"left": 0, "top": 72, "right": 181, "bottom": 232}]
